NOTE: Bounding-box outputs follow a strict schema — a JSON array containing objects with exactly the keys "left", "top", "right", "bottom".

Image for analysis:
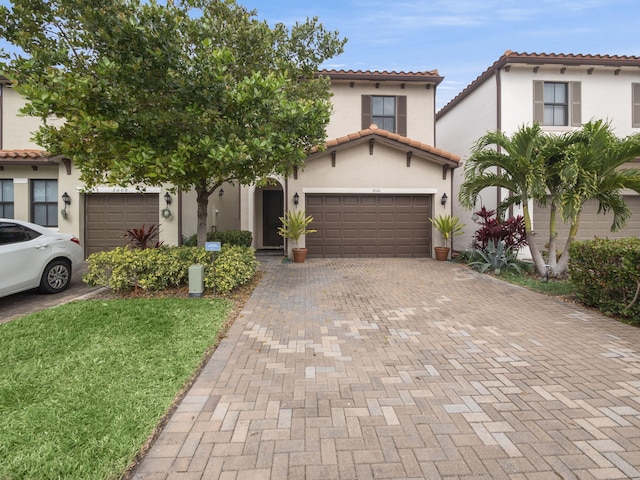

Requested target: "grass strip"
[{"left": 0, "top": 297, "right": 232, "bottom": 479}]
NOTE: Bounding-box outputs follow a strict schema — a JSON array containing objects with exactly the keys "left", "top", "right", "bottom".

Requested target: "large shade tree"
[
  {"left": 0, "top": 0, "right": 346, "bottom": 245},
  {"left": 460, "top": 121, "right": 640, "bottom": 278}
]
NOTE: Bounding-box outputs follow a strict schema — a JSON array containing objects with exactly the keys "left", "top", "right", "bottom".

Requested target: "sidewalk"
[{"left": 132, "top": 258, "right": 640, "bottom": 479}]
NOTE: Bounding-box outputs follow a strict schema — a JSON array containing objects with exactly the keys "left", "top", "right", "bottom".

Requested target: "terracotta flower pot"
[
  {"left": 434, "top": 246, "right": 450, "bottom": 261},
  {"left": 292, "top": 248, "right": 308, "bottom": 263}
]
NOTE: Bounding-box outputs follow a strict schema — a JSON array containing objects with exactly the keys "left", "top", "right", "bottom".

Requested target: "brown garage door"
[
  {"left": 85, "top": 193, "right": 159, "bottom": 255},
  {"left": 533, "top": 196, "right": 640, "bottom": 252},
  {"left": 305, "top": 194, "right": 432, "bottom": 257}
]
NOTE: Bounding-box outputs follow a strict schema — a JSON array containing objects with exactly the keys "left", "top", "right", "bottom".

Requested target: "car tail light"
[{"left": 70, "top": 237, "right": 81, "bottom": 246}]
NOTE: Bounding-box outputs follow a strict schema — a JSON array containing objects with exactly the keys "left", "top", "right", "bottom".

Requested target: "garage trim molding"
[{"left": 303, "top": 187, "right": 439, "bottom": 194}]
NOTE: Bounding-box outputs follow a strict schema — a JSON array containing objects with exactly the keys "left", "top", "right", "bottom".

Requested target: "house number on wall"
[{"left": 372, "top": 188, "right": 381, "bottom": 192}]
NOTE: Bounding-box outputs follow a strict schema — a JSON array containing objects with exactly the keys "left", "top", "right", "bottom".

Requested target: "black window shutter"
[
  {"left": 571, "top": 82, "right": 581, "bottom": 127},
  {"left": 361, "top": 95, "right": 371, "bottom": 130},
  {"left": 397, "top": 96, "right": 407, "bottom": 136},
  {"left": 533, "top": 81, "right": 544, "bottom": 124}
]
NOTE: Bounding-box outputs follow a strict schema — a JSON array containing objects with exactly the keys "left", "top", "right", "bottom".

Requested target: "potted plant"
[
  {"left": 430, "top": 214, "right": 465, "bottom": 261},
  {"left": 277, "top": 210, "right": 317, "bottom": 263}
]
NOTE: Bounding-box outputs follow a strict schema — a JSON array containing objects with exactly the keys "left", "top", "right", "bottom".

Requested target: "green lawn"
[{"left": 0, "top": 298, "right": 232, "bottom": 480}]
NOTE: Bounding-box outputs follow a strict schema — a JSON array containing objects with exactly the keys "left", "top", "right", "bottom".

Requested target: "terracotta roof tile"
[
  {"left": 0, "top": 149, "right": 50, "bottom": 159},
  {"left": 309, "top": 124, "right": 460, "bottom": 165},
  {"left": 437, "top": 51, "right": 640, "bottom": 118},
  {"left": 317, "top": 69, "right": 444, "bottom": 85}
]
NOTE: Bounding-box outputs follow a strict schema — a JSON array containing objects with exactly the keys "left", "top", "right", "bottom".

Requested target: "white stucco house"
[
  {"left": 436, "top": 51, "right": 640, "bottom": 254},
  {"left": 1, "top": 69, "right": 461, "bottom": 258}
]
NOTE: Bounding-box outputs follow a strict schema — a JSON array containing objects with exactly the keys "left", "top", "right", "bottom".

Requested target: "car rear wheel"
[{"left": 39, "top": 259, "right": 72, "bottom": 294}]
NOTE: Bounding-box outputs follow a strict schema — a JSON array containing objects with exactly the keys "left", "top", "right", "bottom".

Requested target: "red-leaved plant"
[
  {"left": 124, "top": 224, "right": 164, "bottom": 249},
  {"left": 472, "top": 207, "right": 527, "bottom": 252}
]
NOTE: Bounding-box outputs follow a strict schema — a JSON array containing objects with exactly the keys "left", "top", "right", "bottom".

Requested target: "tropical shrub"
[
  {"left": 468, "top": 239, "right": 522, "bottom": 275},
  {"left": 569, "top": 238, "right": 640, "bottom": 322},
  {"left": 124, "top": 223, "right": 164, "bottom": 249},
  {"left": 182, "top": 230, "right": 253, "bottom": 247},
  {"left": 472, "top": 207, "right": 527, "bottom": 252},
  {"left": 84, "top": 245, "right": 257, "bottom": 294}
]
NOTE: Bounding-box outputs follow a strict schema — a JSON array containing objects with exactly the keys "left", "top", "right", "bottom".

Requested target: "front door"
[{"left": 263, "top": 190, "right": 283, "bottom": 247}]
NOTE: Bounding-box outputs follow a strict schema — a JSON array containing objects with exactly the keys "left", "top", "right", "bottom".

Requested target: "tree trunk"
[
  {"left": 523, "top": 204, "right": 547, "bottom": 276},
  {"left": 195, "top": 183, "right": 210, "bottom": 247},
  {"left": 554, "top": 217, "right": 580, "bottom": 278},
  {"left": 547, "top": 202, "right": 558, "bottom": 270}
]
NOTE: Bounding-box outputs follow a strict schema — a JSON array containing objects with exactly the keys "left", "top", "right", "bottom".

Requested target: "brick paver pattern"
[{"left": 132, "top": 258, "right": 640, "bottom": 479}]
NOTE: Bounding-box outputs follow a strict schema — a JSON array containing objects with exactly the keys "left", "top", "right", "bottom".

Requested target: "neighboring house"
[
  {"left": 0, "top": 70, "right": 461, "bottom": 258},
  {"left": 436, "top": 51, "right": 640, "bottom": 254}
]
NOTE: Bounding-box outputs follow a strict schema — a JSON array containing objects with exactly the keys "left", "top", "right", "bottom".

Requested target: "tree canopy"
[
  {"left": 0, "top": 0, "right": 346, "bottom": 244},
  {"left": 460, "top": 121, "right": 640, "bottom": 277}
]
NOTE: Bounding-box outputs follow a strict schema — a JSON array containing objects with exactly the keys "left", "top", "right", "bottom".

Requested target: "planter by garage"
[
  {"left": 292, "top": 248, "right": 308, "bottom": 263},
  {"left": 434, "top": 246, "right": 450, "bottom": 261}
]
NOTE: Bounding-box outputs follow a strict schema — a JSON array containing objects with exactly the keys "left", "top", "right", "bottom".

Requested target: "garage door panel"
[
  {"left": 306, "top": 194, "right": 432, "bottom": 258},
  {"left": 86, "top": 193, "right": 159, "bottom": 256}
]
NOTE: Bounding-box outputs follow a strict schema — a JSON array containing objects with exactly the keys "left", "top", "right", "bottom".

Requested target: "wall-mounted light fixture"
[
  {"left": 61, "top": 192, "right": 71, "bottom": 220},
  {"left": 219, "top": 188, "right": 224, "bottom": 197},
  {"left": 440, "top": 193, "right": 448, "bottom": 206},
  {"left": 162, "top": 192, "right": 172, "bottom": 219},
  {"left": 293, "top": 192, "right": 299, "bottom": 206}
]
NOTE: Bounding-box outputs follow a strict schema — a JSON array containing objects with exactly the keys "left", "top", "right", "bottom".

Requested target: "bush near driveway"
[
  {"left": 84, "top": 245, "right": 258, "bottom": 294},
  {"left": 569, "top": 237, "right": 640, "bottom": 323}
]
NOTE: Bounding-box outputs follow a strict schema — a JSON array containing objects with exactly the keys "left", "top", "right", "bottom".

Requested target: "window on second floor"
[
  {"left": 362, "top": 95, "right": 407, "bottom": 136},
  {"left": 533, "top": 81, "right": 581, "bottom": 127},
  {"left": 31, "top": 179, "right": 58, "bottom": 227},
  {"left": 0, "top": 179, "right": 14, "bottom": 218}
]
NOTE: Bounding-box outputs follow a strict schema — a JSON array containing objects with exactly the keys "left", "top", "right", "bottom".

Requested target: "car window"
[{"left": 0, "top": 223, "right": 42, "bottom": 245}]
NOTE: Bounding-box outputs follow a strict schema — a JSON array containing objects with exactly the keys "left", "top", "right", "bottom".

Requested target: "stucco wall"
[
  {"left": 287, "top": 141, "right": 459, "bottom": 250},
  {"left": 328, "top": 81, "right": 435, "bottom": 144}
]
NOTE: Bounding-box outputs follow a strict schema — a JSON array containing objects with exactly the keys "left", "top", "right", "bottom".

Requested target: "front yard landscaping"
[{"left": 0, "top": 297, "right": 233, "bottom": 479}]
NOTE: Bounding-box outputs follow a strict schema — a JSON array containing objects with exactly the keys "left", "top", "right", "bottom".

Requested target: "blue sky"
[
  {"left": 1, "top": 0, "right": 638, "bottom": 110},
  {"left": 239, "top": 0, "right": 640, "bottom": 109}
]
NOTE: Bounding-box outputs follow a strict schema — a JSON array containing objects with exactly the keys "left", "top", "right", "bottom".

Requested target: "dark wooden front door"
[{"left": 263, "top": 190, "right": 283, "bottom": 247}]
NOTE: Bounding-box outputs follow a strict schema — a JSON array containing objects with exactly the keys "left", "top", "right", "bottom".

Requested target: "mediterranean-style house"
[
  {"left": 0, "top": 70, "right": 461, "bottom": 258},
  {"left": 436, "top": 51, "right": 640, "bottom": 254}
]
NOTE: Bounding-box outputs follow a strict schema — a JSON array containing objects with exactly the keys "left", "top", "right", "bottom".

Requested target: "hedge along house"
[
  {"left": 436, "top": 51, "right": 640, "bottom": 255},
  {"left": 1, "top": 70, "right": 460, "bottom": 259},
  {"left": 236, "top": 70, "right": 461, "bottom": 258}
]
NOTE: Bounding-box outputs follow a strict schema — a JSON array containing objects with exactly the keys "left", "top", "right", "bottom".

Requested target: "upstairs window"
[
  {"left": 544, "top": 82, "right": 568, "bottom": 126},
  {"left": 362, "top": 95, "right": 407, "bottom": 136},
  {"left": 0, "top": 179, "right": 14, "bottom": 218},
  {"left": 31, "top": 179, "right": 58, "bottom": 227},
  {"left": 533, "top": 81, "right": 581, "bottom": 127}
]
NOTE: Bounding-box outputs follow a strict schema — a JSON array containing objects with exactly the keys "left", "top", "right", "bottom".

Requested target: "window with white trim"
[
  {"left": 31, "top": 179, "right": 58, "bottom": 227},
  {"left": 533, "top": 81, "right": 581, "bottom": 127}
]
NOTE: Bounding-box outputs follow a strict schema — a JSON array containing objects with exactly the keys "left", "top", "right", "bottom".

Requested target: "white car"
[{"left": 0, "top": 219, "right": 84, "bottom": 298}]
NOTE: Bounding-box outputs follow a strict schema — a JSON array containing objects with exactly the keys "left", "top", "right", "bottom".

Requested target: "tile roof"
[
  {"left": 309, "top": 124, "right": 460, "bottom": 165},
  {"left": 0, "top": 149, "right": 60, "bottom": 167},
  {"left": 0, "top": 149, "right": 50, "bottom": 159},
  {"left": 437, "top": 51, "right": 640, "bottom": 118},
  {"left": 317, "top": 69, "right": 443, "bottom": 85}
]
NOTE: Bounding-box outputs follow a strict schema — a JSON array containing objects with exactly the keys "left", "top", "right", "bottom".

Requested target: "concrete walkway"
[{"left": 132, "top": 258, "right": 640, "bottom": 480}]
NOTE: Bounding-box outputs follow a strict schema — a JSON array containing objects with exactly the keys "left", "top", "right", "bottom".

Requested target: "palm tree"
[
  {"left": 551, "top": 120, "right": 640, "bottom": 275},
  {"left": 459, "top": 124, "right": 557, "bottom": 276}
]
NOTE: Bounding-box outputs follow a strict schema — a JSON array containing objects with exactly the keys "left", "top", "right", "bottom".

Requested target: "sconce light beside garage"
[
  {"left": 219, "top": 188, "right": 224, "bottom": 197},
  {"left": 60, "top": 192, "right": 71, "bottom": 220},
  {"left": 162, "top": 192, "right": 172, "bottom": 219},
  {"left": 293, "top": 192, "right": 299, "bottom": 206},
  {"left": 440, "top": 193, "right": 448, "bottom": 206}
]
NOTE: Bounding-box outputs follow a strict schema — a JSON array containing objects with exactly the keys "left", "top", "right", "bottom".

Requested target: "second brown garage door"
[
  {"left": 85, "top": 193, "right": 159, "bottom": 255},
  {"left": 305, "top": 194, "right": 432, "bottom": 257}
]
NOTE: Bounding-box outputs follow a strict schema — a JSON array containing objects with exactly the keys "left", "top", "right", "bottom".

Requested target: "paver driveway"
[{"left": 132, "top": 258, "right": 640, "bottom": 480}]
